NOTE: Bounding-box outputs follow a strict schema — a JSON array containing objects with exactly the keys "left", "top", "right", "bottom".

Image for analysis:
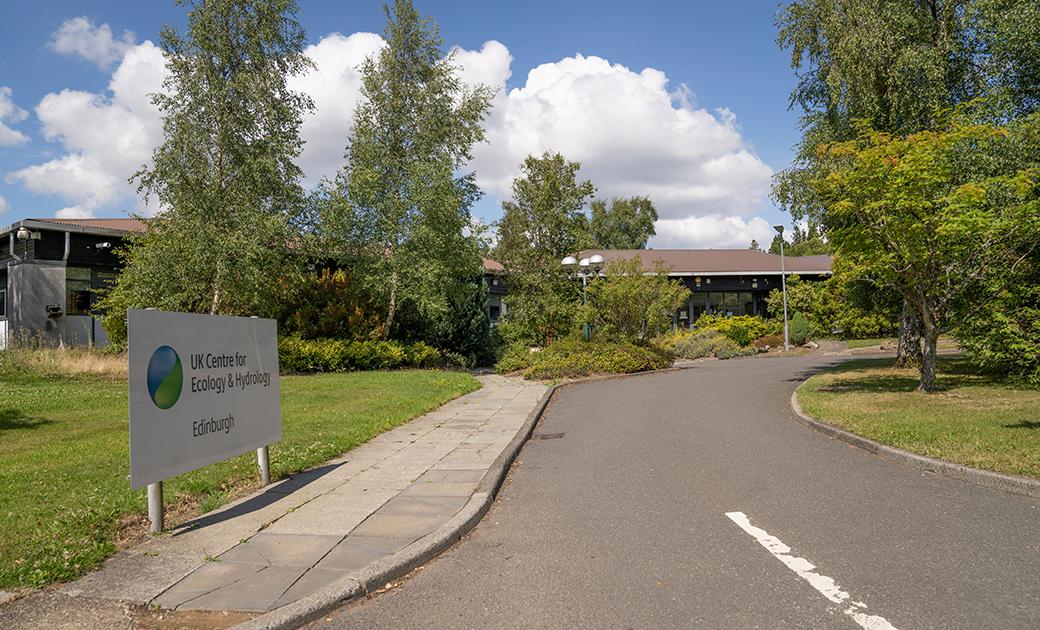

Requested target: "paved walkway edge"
[
  {"left": 235, "top": 385, "right": 558, "bottom": 630},
  {"left": 790, "top": 385, "right": 1040, "bottom": 499}
]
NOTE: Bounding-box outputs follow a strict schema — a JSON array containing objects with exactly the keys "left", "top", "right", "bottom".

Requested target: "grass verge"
[
  {"left": 797, "top": 357, "right": 1040, "bottom": 480},
  {"left": 0, "top": 364, "right": 478, "bottom": 589}
]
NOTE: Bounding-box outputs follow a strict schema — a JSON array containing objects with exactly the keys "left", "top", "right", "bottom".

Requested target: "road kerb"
[{"left": 790, "top": 384, "right": 1040, "bottom": 499}]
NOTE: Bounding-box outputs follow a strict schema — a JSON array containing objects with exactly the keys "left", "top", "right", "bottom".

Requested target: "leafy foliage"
[
  {"left": 764, "top": 271, "right": 900, "bottom": 340},
  {"left": 588, "top": 196, "right": 658, "bottom": 249},
  {"left": 790, "top": 311, "right": 810, "bottom": 346},
  {"left": 670, "top": 330, "right": 756, "bottom": 360},
  {"left": 278, "top": 336, "right": 441, "bottom": 373},
  {"left": 813, "top": 113, "right": 1040, "bottom": 390},
  {"left": 312, "top": 0, "right": 493, "bottom": 340},
  {"left": 954, "top": 252, "right": 1040, "bottom": 384},
  {"left": 692, "top": 314, "right": 767, "bottom": 347},
  {"left": 768, "top": 222, "right": 830, "bottom": 256},
  {"left": 496, "top": 338, "right": 673, "bottom": 380},
  {"left": 584, "top": 257, "right": 690, "bottom": 342},
  {"left": 278, "top": 269, "right": 383, "bottom": 340},
  {"left": 98, "top": 0, "right": 313, "bottom": 340},
  {"left": 494, "top": 152, "right": 596, "bottom": 345}
]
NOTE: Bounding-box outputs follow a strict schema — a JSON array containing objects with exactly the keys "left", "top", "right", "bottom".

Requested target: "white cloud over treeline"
[{"left": 10, "top": 26, "right": 775, "bottom": 247}]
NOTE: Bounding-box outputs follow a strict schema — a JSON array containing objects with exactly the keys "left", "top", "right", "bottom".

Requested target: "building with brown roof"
[
  {"left": 581, "top": 248, "right": 831, "bottom": 323},
  {"left": 1, "top": 217, "right": 145, "bottom": 348}
]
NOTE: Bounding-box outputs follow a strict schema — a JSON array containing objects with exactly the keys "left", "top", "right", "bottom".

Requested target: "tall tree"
[
  {"left": 100, "top": 0, "right": 313, "bottom": 339},
  {"left": 324, "top": 0, "right": 494, "bottom": 337},
  {"left": 814, "top": 113, "right": 1040, "bottom": 391},
  {"left": 588, "top": 196, "right": 658, "bottom": 249},
  {"left": 495, "top": 152, "right": 596, "bottom": 346},
  {"left": 775, "top": 0, "right": 1040, "bottom": 367}
]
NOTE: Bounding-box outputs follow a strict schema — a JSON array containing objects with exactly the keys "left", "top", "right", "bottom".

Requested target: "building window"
[
  {"left": 67, "top": 267, "right": 93, "bottom": 316},
  {"left": 0, "top": 287, "right": 6, "bottom": 318}
]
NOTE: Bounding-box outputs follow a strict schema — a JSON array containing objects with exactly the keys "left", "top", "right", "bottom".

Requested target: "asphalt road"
[{"left": 311, "top": 355, "right": 1040, "bottom": 629}]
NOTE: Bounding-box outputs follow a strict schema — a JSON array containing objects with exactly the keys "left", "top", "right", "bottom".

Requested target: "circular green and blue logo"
[{"left": 147, "top": 345, "right": 183, "bottom": 410}]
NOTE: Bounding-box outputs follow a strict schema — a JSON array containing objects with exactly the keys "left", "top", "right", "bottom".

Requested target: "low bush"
[
  {"left": 278, "top": 337, "right": 441, "bottom": 373},
  {"left": 672, "top": 330, "right": 756, "bottom": 360},
  {"left": 693, "top": 314, "right": 768, "bottom": 346},
  {"left": 754, "top": 334, "right": 785, "bottom": 350},
  {"left": 495, "top": 338, "right": 673, "bottom": 379}
]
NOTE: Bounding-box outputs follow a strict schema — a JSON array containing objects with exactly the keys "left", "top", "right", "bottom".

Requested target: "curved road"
[{"left": 312, "top": 355, "right": 1040, "bottom": 629}]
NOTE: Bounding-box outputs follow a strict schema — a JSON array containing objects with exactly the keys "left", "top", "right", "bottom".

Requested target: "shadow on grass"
[
  {"left": 171, "top": 462, "right": 343, "bottom": 535},
  {"left": 1006, "top": 421, "right": 1040, "bottom": 430},
  {"left": 810, "top": 356, "right": 1019, "bottom": 394},
  {"left": 0, "top": 408, "right": 56, "bottom": 431}
]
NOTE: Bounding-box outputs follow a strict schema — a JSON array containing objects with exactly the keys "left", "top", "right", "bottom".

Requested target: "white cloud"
[
  {"left": 8, "top": 41, "right": 166, "bottom": 215},
  {"left": 48, "top": 17, "right": 136, "bottom": 69},
  {"left": 652, "top": 215, "right": 776, "bottom": 249},
  {"left": 0, "top": 194, "right": 8, "bottom": 214},
  {"left": 289, "top": 32, "right": 384, "bottom": 185},
  {"left": 0, "top": 87, "right": 29, "bottom": 146},
  {"left": 454, "top": 47, "right": 775, "bottom": 247}
]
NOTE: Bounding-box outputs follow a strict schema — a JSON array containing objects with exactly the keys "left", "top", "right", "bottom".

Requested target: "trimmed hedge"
[
  {"left": 278, "top": 336, "right": 441, "bottom": 373},
  {"left": 496, "top": 338, "right": 673, "bottom": 380}
]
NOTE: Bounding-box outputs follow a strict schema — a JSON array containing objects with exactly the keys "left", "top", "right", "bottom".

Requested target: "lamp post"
[
  {"left": 562, "top": 254, "right": 604, "bottom": 340},
  {"left": 774, "top": 225, "right": 790, "bottom": 352}
]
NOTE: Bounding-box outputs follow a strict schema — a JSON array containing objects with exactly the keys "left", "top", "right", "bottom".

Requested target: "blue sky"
[{"left": 0, "top": 1, "right": 803, "bottom": 248}]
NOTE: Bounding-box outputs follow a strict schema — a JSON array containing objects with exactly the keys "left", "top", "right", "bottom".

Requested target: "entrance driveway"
[{"left": 313, "top": 355, "right": 1040, "bottom": 629}]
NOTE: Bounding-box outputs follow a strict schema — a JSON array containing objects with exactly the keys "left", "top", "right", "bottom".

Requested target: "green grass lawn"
[
  {"left": 0, "top": 368, "right": 478, "bottom": 589},
  {"left": 797, "top": 357, "right": 1040, "bottom": 480}
]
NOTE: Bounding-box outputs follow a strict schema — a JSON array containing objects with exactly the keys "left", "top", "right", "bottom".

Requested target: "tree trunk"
[
  {"left": 210, "top": 263, "right": 222, "bottom": 315},
  {"left": 919, "top": 323, "right": 940, "bottom": 392},
  {"left": 383, "top": 269, "right": 398, "bottom": 339},
  {"left": 896, "top": 299, "right": 922, "bottom": 367}
]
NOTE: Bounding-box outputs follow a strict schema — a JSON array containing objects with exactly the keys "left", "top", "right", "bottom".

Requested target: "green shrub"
[
  {"left": 672, "top": 329, "right": 756, "bottom": 360},
  {"left": 278, "top": 337, "right": 441, "bottom": 373},
  {"left": 693, "top": 314, "right": 767, "bottom": 346},
  {"left": 790, "top": 311, "right": 810, "bottom": 346},
  {"left": 495, "top": 338, "right": 673, "bottom": 379},
  {"left": 278, "top": 269, "right": 383, "bottom": 341}
]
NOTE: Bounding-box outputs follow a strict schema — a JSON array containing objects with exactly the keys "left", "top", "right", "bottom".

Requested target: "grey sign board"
[{"left": 128, "top": 309, "right": 281, "bottom": 489}]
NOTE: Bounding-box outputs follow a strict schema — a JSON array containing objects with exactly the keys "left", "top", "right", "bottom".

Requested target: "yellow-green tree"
[{"left": 815, "top": 113, "right": 1040, "bottom": 391}]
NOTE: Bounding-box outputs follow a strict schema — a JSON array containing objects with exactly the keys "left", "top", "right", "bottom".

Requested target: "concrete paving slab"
[
  {"left": 314, "top": 537, "right": 413, "bottom": 572},
  {"left": 413, "top": 469, "right": 485, "bottom": 484},
  {"left": 269, "top": 569, "right": 348, "bottom": 611},
  {"left": 154, "top": 562, "right": 264, "bottom": 610},
  {"left": 217, "top": 533, "right": 341, "bottom": 568},
  {"left": 398, "top": 481, "right": 480, "bottom": 497},
  {"left": 178, "top": 565, "right": 307, "bottom": 612},
  {"left": 376, "top": 494, "right": 468, "bottom": 517},
  {"left": 348, "top": 513, "right": 446, "bottom": 540},
  {"left": 61, "top": 547, "right": 205, "bottom": 603}
]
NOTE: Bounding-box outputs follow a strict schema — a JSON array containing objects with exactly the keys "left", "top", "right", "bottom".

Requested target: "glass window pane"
[
  {"left": 723, "top": 292, "right": 739, "bottom": 315},
  {"left": 708, "top": 292, "right": 724, "bottom": 314}
]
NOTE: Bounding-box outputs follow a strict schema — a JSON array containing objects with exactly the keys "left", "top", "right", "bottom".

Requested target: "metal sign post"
[{"left": 147, "top": 481, "right": 164, "bottom": 533}]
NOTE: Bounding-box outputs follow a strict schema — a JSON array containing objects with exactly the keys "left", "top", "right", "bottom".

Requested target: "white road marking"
[{"left": 725, "top": 511, "right": 898, "bottom": 630}]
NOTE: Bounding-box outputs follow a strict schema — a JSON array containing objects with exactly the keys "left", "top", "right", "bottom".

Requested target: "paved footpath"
[{"left": 0, "top": 374, "right": 545, "bottom": 628}]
